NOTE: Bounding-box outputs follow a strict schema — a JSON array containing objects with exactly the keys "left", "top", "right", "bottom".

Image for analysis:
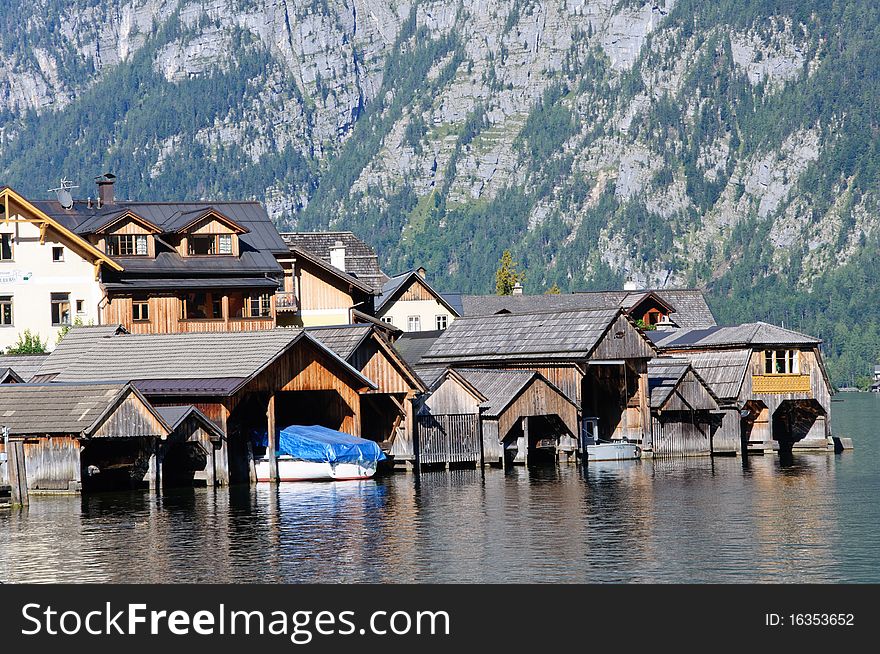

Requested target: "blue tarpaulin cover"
[{"left": 266, "top": 425, "right": 387, "bottom": 465}]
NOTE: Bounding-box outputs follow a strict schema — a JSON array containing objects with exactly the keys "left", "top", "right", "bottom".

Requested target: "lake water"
[{"left": 1, "top": 394, "right": 878, "bottom": 583}]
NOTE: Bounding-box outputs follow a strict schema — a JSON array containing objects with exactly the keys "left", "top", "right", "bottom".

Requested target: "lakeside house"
[{"left": 374, "top": 268, "right": 461, "bottom": 332}]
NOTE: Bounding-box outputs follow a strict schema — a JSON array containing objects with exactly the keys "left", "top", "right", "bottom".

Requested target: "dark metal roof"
[
  {"left": 133, "top": 378, "right": 244, "bottom": 397},
  {"left": 421, "top": 308, "right": 622, "bottom": 364},
  {"left": 651, "top": 322, "right": 821, "bottom": 350},
  {"left": 0, "top": 354, "right": 50, "bottom": 382},
  {"left": 458, "top": 289, "right": 717, "bottom": 329},
  {"left": 101, "top": 276, "right": 279, "bottom": 291},
  {"left": 280, "top": 232, "right": 388, "bottom": 291},
  {"left": 33, "top": 200, "right": 286, "bottom": 280}
]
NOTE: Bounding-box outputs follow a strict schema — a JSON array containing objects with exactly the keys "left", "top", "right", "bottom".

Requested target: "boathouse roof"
[
  {"left": 457, "top": 289, "right": 716, "bottom": 329},
  {"left": 648, "top": 358, "right": 720, "bottom": 410},
  {"left": 41, "top": 328, "right": 375, "bottom": 395},
  {"left": 33, "top": 325, "right": 129, "bottom": 380},
  {"left": 453, "top": 368, "right": 578, "bottom": 418},
  {"left": 154, "top": 405, "right": 224, "bottom": 441},
  {"left": 651, "top": 322, "right": 821, "bottom": 350},
  {"left": 0, "top": 382, "right": 168, "bottom": 437},
  {"left": 0, "top": 354, "right": 49, "bottom": 382},
  {"left": 421, "top": 308, "right": 651, "bottom": 364},
  {"left": 677, "top": 350, "right": 753, "bottom": 402},
  {"left": 307, "top": 324, "right": 373, "bottom": 360}
]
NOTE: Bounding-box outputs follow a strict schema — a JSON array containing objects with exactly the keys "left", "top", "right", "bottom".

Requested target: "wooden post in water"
[
  {"left": 639, "top": 369, "right": 651, "bottom": 450},
  {"left": 5, "top": 430, "right": 28, "bottom": 507},
  {"left": 521, "top": 416, "right": 529, "bottom": 466},
  {"left": 267, "top": 394, "right": 278, "bottom": 483}
]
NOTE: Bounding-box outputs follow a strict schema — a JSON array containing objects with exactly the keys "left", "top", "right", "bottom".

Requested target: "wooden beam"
[
  {"left": 94, "top": 262, "right": 101, "bottom": 281},
  {"left": 6, "top": 437, "right": 28, "bottom": 506},
  {"left": 639, "top": 371, "right": 651, "bottom": 449},
  {"left": 39, "top": 222, "right": 47, "bottom": 245},
  {"left": 267, "top": 394, "right": 278, "bottom": 483}
]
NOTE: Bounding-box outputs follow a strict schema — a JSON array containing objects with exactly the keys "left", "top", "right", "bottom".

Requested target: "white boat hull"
[
  {"left": 587, "top": 442, "right": 641, "bottom": 462},
  {"left": 255, "top": 456, "right": 377, "bottom": 482}
]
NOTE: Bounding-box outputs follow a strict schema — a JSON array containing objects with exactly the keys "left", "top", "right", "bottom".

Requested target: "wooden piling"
[
  {"left": 267, "top": 393, "right": 278, "bottom": 483},
  {"left": 6, "top": 438, "right": 28, "bottom": 506}
]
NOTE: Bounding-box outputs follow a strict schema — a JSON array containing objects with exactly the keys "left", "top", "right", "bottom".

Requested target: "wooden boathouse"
[
  {"left": 308, "top": 324, "right": 427, "bottom": 464},
  {"left": 0, "top": 382, "right": 170, "bottom": 501},
  {"left": 418, "top": 308, "right": 658, "bottom": 457},
  {"left": 647, "top": 358, "right": 722, "bottom": 457},
  {"left": 653, "top": 323, "right": 833, "bottom": 454},
  {"left": 35, "top": 327, "right": 376, "bottom": 486},
  {"left": 416, "top": 368, "right": 580, "bottom": 468}
]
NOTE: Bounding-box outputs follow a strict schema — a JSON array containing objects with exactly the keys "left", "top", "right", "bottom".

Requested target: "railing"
[
  {"left": 752, "top": 374, "right": 812, "bottom": 395},
  {"left": 417, "top": 413, "right": 481, "bottom": 465},
  {"left": 274, "top": 291, "right": 298, "bottom": 312}
]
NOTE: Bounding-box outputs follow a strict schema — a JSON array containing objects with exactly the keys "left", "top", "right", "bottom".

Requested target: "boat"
[
  {"left": 254, "top": 424, "right": 386, "bottom": 482},
  {"left": 586, "top": 440, "right": 641, "bottom": 462}
]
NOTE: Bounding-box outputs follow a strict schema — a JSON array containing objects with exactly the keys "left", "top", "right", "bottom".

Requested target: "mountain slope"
[{"left": 2, "top": 0, "right": 880, "bottom": 385}]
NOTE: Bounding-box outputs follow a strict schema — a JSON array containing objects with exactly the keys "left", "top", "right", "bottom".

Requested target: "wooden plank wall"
[
  {"left": 417, "top": 414, "right": 481, "bottom": 465},
  {"left": 496, "top": 378, "right": 579, "bottom": 443},
  {"left": 351, "top": 338, "right": 414, "bottom": 394},
  {"left": 652, "top": 414, "right": 713, "bottom": 457},
  {"left": 91, "top": 391, "right": 168, "bottom": 439},
  {"left": 103, "top": 295, "right": 275, "bottom": 334},
  {"left": 22, "top": 436, "right": 81, "bottom": 491},
  {"left": 482, "top": 420, "right": 502, "bottom": 463},
  {"left": 296, "top": 260, "right": 356, "bottom": 311},
  {"left": 398, "top": 279, "right": 435, "bottom": 302},
  {"left": 713, "top": 409, "right": 742, "bottom": 453},
  {"left": 591, "top": 314, "right": 656, "bottom": 360}
]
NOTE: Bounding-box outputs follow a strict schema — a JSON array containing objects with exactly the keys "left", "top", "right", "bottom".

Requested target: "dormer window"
[
  {"left": 108, "top": 234, "right": 149, "bottom": 256},
  {"left": 188, "top": 234, "right": 233, "bottom": 256}
]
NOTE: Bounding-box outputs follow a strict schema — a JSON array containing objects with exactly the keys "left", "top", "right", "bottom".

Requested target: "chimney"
[
  {"left": 623, "top": 279, "right": 640, "bottom": 291},
  {"left": 417, "top": 266, "right": 426, "bottom": 279},
  {"left": 95, "top": 173, "right": 116, "bottom": 207},
  {"left": 512, "top": 282, "right": 523, "bottom": 295},
  {"left": 329, "top": 240, "right": 346, "bottom": 271}
]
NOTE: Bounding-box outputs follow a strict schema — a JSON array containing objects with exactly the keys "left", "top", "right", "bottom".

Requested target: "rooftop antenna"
[{"left": 47, "top": 178, "right": 79, "bottom": 210}]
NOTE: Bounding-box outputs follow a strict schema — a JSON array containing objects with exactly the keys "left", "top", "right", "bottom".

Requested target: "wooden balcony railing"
[
  {"left": 275, "top": 291, "right": 298, "bottom": 312},
  {"left": 752, "top": 374, "right": 812, "bottom": 395}
]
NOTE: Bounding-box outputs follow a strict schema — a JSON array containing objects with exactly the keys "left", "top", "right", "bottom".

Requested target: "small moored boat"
[
  {"left": 586, "top": 440, "right": 641, "bottom": 462},
  {"left": 255, "top": 425, "right": 386, "bottom": 482}
]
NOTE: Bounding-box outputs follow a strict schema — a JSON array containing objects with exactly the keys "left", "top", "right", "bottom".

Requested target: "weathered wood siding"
[
  {"left": 350, "top": 338, "right": 414, "bottom": 395},
  {"left": 91, "top": 391, "right": 167, "bottom": 439},
  {"left": 397, "top": 279, "right": 436, "bottom": 302},
  {"left": 652, "top": 414, "right": 713, "bottom": 457},
  {"left": 590, "top": 314, "right": 656, "bottom": 361},
  {"left": 502, "top": 363, "right": 582, "bottom": 406},
  {"left": 496, "top": 378, "right": 579, "bottom": 443},
  {"left": 712, "top": 408, "right": 742, "bottom": 454},
  {"left": 417, "top": 413, "right": 481, "bottom": 465},
  {"left": 21, "top": 436, "right": 81, "bottom": 491},
  {"left": 482, "top": 420, "right": 502, "bottom": 463},
  {"left": 420, "top": 376, "right": 482, "bottom": 415},
  {"left": 660, "top": 370, "right": 719, "bottom": 412}
]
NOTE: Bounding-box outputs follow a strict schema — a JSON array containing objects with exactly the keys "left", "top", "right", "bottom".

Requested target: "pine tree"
[
  {"left": 545, "top": 283, "right": 561, "bottom": 295},
  {"left": 495, "top": 250, "right": 525, "bottom": 295}
]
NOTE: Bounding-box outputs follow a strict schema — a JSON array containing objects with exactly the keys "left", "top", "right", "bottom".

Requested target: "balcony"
[
  {"left": 752, "top": 374, "right": 812, "bottom": 395},
  {"left": 275, "top": 291, "right": 298, "bottom": 312}
]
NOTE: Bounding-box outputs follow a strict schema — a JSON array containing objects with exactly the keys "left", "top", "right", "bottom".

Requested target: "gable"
[
  {"left": 1, "top": 187, "right": 123, "bottom": 272},
  {"left": 658, "top": 369, "right": 719, "bottom": 412},
  {"left": 89, "top": 388, "right": 170, "bottom": 439},
  {"left": 93, "top": 211, "right": 161, "bottom": 235},
  {"left": 420, "top": 374, "right": 484, "bottom": 415},
  {"left": 589, "top": 314, "right": 657, "bottom": 360},
  {"left": 177, "top": 209, "right": 247, "bottom": 235}
]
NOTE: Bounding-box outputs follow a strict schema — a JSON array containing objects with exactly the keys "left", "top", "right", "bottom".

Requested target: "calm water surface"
[{"left": 2, "top": 394, "right": 878, "bottom": 583}]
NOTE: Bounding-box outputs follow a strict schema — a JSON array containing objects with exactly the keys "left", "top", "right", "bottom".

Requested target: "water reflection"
[{"left": 1, "top": 395, "right": 878, "bottom": 583}]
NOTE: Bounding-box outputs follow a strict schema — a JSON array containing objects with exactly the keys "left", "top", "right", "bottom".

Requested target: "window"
[
  {"left": 132, "top": 299, "right": 150, "bottom": 322},
  {"left": 50, "top": 293, "right": 71, "bottom": 326},
  {"left": 435, "top": 315, "right": 448, "bottom": 330},
  {"left": 52, "top": 246, "right": 64, "bottom": 262},
  {"left": 246, "top": 293, "right": 272, "bottom": 318},
  {"left": 180, "top": 292, "right": 223, "bottom": 320},
  {"left": 1, "top": 233, "right": 14, "bottom": 260},
  {"left": 107, "top": 234, "right": 148, "bottom": 256},
  {"left": 0, "top": 296, "right": 12, "bottom": 326},
  {"left": 407, "top": 316, "right": 421, "bottom": 331},
  {"left": 381, "top": 317, "right": 394, "bottom": 325},
  {"left": 75, "top": 299, "right": 85, "bottom": 314},
  {"left": 764, "top": 350, "right": 800, "bottom": 375},
  {"left": 188, "top": 234, "right": 233, "bottom": 256}
]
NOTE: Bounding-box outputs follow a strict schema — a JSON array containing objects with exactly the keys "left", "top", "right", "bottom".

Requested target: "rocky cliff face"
[{"left": 1, "top": 2, "right": 879, "bottom": 367}]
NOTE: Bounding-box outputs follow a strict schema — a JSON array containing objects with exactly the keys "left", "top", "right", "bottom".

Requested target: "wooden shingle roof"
[
  {"left": 421, "top": 308, "right": 623, "bottom": 364},
  {"left": 280, "top": 231, "right": 387, "bottom": 291},
  {"left": 458, "top": 289, "right": 716, "bottom": 328},
  {"left": 308, "top": 325, "right": 373, "bottom": 360},
  {"left": 35, "top": 325, "right": 128, "bottom": 379},
  {"left": 680, "top": 350, "right": 752, "bottom": 402},
  {"left": 648, "top": 358, "right": 720, "bottom": 410},
  {"left": 0, "top": 382, "right": 163, "bottom": 436},
  {"left": 0, "top": 354, "right": 50, "bottom": 382}
]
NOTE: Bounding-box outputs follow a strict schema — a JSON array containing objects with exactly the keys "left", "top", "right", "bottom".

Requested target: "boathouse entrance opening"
[
  {"left": 583, "top": 362, "right": 641, "bottom": 442},
  {"left": 80, "top": 438, "right": 153, "bottom": 491},
  {"left": 740, "top": 400, "right": 768, "bottom": 453},
  {"left": 161, "top": 441, "right": 210, "bottom": 487},
  {"left": 771, "top": 399, "right": 826, "bottom": 451},
  {"left": 501, "top": 414, "right": 573, "bottom": 466},
  {"left": 274, "top": 390, "right": 355, "bottom": 433},
  {"left": 361, "top": 393, "right": 406, "bottom": 446}
]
